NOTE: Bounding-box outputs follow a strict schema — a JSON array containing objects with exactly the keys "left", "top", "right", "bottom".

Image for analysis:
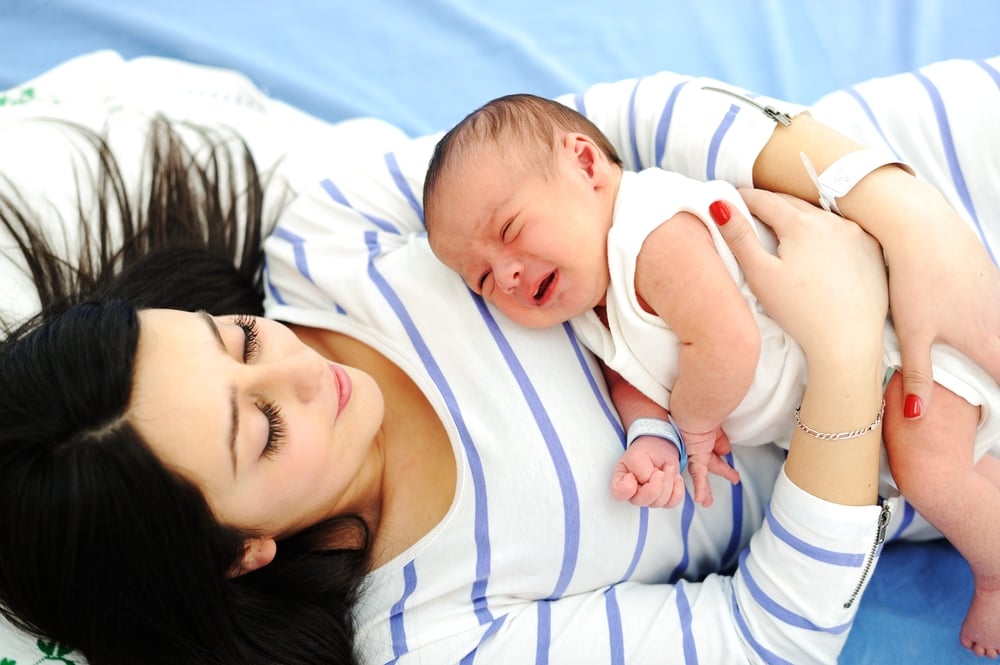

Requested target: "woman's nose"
[{"left": 256, "top": 351, "right": 324, "bottom": 403}]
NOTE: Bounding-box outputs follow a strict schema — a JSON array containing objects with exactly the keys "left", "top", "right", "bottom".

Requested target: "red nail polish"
[
  {"left": 709, "top": 200, "right": 731, "bottom": 225},
  {"left": 904, "top": 394, "right": 923, "bottom": 419}
]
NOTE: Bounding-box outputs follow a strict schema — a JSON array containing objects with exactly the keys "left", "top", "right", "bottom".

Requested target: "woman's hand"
[
  {"left": 709, "top": 190, "right": 888, "bottom": 365},
  {"left": 710, "top": 189, "right": 887, "bottom": 506}
]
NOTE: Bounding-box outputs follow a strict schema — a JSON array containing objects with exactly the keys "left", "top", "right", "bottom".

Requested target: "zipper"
[
  {"left": 700, "top": 85, "right": 793, "bottom": 126},
  {"left": 843, "top": 501, "right": 891, "bottom": 609}
]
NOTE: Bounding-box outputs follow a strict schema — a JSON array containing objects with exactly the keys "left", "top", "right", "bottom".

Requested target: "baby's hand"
[
  {"left": 611, "top": 436, "right": 687, "bottom": 509},
  {"left": 679, "top": 426, "right": 741, "bottom": 508}
]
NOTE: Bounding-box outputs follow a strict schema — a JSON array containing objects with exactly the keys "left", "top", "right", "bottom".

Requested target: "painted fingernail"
[
  {"left": 904, "top": 394, "right": 923, "bottom": 419},
  {"left": 709, "top": 200, "right": 731, "bottom": 225}
]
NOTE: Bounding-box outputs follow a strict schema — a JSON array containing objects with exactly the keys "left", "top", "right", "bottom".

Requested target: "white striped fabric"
[{"left": 262, "top": 65, "right": 947, "bottom": 664}]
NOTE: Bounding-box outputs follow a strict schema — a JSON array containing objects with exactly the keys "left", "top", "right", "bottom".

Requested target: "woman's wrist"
[{"left": 785, "top": 358, "right": 884, "bottom": 506}]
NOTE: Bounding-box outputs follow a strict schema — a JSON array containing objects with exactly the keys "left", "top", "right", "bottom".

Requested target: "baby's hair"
[{"left": 423, "top": 93, "right": 622, "bottom": 228}]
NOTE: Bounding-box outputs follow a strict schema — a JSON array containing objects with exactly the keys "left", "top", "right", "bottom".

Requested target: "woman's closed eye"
[
  {"left": 258, "top": 399, "right": 287, "bottom": 459},
  {"left": 234, "top": 313, "right": 262, "bottom": 361},
  {"left": 232, "top": 314, "right": 288, "bottom": 458}
]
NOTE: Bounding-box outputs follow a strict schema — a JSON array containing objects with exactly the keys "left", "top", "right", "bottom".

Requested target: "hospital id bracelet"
[
  {"left": 800, "top": 149, "right": 913, "bottom": 216},
  {"left": 626, "top": 417, "right": 688, "bottom": 474}
]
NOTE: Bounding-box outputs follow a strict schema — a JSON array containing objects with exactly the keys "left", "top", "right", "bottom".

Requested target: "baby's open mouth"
[{"left": 534, "top": 271, "right": 555, "bottom": 302}]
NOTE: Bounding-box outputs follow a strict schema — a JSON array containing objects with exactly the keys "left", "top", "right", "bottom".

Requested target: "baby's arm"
[
  {"left": 636, "top": 209, "right": 758, "bottom": 507},
  {"left": 602, "top": 364, "right": 688, "bottom": 508}
]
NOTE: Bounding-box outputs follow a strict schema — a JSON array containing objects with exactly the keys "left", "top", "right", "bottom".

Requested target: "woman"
[{"left": 0, "top": 57, "right": 997, "bottom": 664}]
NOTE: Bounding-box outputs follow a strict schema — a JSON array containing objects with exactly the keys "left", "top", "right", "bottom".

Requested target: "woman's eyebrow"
[{"left": 197, "top": 311, "right": 240, "bottom": 477}]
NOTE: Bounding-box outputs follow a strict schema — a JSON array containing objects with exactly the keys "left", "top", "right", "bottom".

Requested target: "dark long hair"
[{"left": 0, "top": 118, "right": 369, "bottom": 664}]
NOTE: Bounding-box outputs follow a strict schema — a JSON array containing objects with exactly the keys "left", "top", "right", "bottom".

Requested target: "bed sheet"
[
  {"left": 3, "top": 0, "right": 1000, "bottom": 135},
  {"left": 2, "top": 2, "right": 1000, "bottom": 663}
]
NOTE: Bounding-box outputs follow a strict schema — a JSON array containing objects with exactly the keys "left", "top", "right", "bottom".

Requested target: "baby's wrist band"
[
  {"left": 626, "top": 417, "right": 688, "bottom": 473},
  {"left": 800, "top": 149, "right": 913, "bottom": 216},
  {"left": 794, "top": 399, "right": 886, "bottom": 441}
]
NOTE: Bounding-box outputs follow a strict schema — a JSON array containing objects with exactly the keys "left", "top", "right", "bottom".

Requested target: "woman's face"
[{"left": 128, "top": 309, "right": 384, "bottom": 539}]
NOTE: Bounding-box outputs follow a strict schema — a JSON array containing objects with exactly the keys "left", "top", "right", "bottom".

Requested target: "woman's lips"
[{"left": 330, "top": 363, "right": 352, "bottom": 418}]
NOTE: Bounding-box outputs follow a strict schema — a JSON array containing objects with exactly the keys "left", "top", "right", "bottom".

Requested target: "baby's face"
[{"left": 427, "top": 143, "right": 612, "bottom": 329}]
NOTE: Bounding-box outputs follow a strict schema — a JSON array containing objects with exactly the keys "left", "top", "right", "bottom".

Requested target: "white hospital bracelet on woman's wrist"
[
  {"left": 626, "top": 417, "right": 688, "bottom": 474},
  {"left": 800, "top": 149, "right": 913, "bottom": 216}
]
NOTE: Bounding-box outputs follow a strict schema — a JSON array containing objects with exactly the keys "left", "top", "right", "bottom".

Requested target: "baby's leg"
[{"left": 884, "top": 373, "right": 1000, "bottom": 658}]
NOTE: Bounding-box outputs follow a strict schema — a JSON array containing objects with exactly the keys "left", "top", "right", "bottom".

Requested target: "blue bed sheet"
[{"left": 2, "top": 2, "right": 999, "bottom": 662}]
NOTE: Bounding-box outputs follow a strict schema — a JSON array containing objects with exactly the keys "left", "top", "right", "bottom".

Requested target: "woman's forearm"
[
  {"left": 750, "top": 113, "right": 962, "bottom": 246},
  {"left": 783, "top": 355, "right": 884, "bottom": 506},
  {"left": 751, "top": 113, "right": 870, "bottom": 203}
]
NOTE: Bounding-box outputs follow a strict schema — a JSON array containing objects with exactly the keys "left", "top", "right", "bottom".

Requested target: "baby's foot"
[{"left": 960, "top": 582, "right": 1000, "bottom": 658}]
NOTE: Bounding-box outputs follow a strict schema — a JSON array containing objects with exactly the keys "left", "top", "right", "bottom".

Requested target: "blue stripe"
[
  {"left": 562, "top": 323, "right": 623, "bottom": 439},
  {"left": 737, "top": 549, "right": 851, "bottom": 634},
  {"left": 476, "top": 300, "right": 580, "bottom": 600},
  {"left": 731, "top": 593, "right": 796, "bottom": 665},
  {"left": 619, "top": 508, "right": 648, "bottom": 583},
  {"left": 603, "top": 586, "right": 625, "bottom": 665},
  {"left": 720, "top": 452, "right": 743, "bottom": 567},
  {"left": 842, "top": 86, "right": 906, "bottom": 162},
  {"left": 676, "top": 584, "right": 698, "bottom": 665},
  {"left": 364, "top": 232, "right": 496, "bottom": 626},
  {"left": 764, "top": 503, "right": 864, "bottom": 566},
  {"left": 319, "top": 178, "right": 401, "bottom": 234},
  {"left": 384, "top": 151, "right": 425, "bottom": 225},
  {"left": 271, "top": 227, "right": 313, "bottom": 282},
  {"left": 973, "top": 58, "right": 1000, "bottom": 264},
  {"left": 912, "top": 70, "right": 995, "bottom": 264},
  {"left": 654, "top": 81, "right": 686, "bottom": 167},
  {"left": 572, "top": 92, "right": 587, "bottom": 116},
  {"left": 261, "top": 258, "right": 285, "bottom": 306},
  {"left": 459, "top": 615, "right": 508, "bottom": 665},
  {"left": 267, "top": 230, "right": 348, "bottom": 312},
  {"left": 888, "top": 499, "right": 915, "bottom": 541},
  {"left": 627, "top": 80, "right": 642, "bottom": 169},
  {"left": 389, "top": 561, "right": 419, "bottom": 659},
  {"left": 535, "top": 600, "right": 551, "bottom": 665},
  {"left": 706, "top": 105, "right": 739, "bottom": 181},
  {"left": 975, "top": 58, "right": 1000, "bottom": 89},
  {"left": 560, "top": 324, "right": 648, "bottom": 582},
  {"left": 668, "top": 492, "right": 695, "bottom": 583}
]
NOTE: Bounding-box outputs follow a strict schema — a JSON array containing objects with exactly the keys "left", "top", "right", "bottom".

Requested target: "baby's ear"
[
  {"left": 565, "top": 132, "right": 613, "bottom": 186},
  {"left": 227, "top": 536, "right": 278, "bottom": 578},
  {"left": 565, "top": 132, "right": 595, "bottom": 168}
]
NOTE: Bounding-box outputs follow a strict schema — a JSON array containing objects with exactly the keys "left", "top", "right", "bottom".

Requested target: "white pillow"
[{"left": 0, "top": 50, "right": 409, "bottom": 330}]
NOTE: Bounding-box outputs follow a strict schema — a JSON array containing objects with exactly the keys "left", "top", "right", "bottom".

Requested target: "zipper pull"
[
  {"left": 700, "top": 85, "right": 793, "bottom": 127},
  {"left": 762, "top": 105, "right": 792, "bottom": 127},
  {"left": 875, "top": 501, "right": 891, "bottom": 545}
]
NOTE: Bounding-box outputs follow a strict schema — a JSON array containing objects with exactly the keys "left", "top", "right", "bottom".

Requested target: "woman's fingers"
[
  {"left": 707, "top": 197, "right": 778, "bottom": 281},
  {"left": 712, "top": 188, "right": 888, "bottom": 362}
]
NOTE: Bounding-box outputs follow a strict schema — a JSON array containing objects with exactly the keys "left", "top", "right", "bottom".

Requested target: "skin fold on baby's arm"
[{"left": 629, "top": 210, "right": 759, "bottom": 507}]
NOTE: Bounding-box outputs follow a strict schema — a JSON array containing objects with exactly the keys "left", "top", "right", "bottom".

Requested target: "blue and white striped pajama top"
[{"left": 263, "top": 57, "right": 1000, "bottom": 664}]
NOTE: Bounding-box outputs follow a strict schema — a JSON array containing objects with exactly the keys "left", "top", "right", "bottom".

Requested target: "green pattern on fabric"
[
  {"left": 0, "top": 638, "right": 79, "bottom": 664},
  {"left": 0, "top": 87, "right": 35, "bottom": 106}
]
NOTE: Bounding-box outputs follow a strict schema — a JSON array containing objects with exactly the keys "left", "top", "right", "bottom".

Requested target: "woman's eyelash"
[
  {"left": 233, "top": 314, "right": 261, "bottom": 361},
  {"left": 231, "top": 315, "right": 284, "bottom": 457},
  {"left": 258, "top": 399, "right": 287, "bottom": 459}
]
